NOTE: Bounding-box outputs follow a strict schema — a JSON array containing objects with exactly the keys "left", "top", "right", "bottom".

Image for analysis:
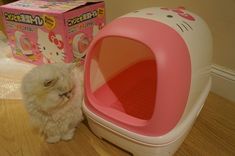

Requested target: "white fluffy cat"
[
  {"left": 37, "top": 29, "right": 65, "bottom": 64},
  {"left": 21, "top": 63, "right": 84, "bottom": 143}
]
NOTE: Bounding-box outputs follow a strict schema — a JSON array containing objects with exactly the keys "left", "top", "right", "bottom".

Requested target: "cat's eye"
[{"left": 43, "top": 78, "right": 58, "bottom": 87}]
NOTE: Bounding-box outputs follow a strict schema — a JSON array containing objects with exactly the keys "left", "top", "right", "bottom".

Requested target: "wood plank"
[
  {"left": 175, "top": 93, "right": 235, "bottom": 156},
  {"left": 0, "top": 93, "right": 234, "bottom": 156},
  {"left": 0, "top": 99, "right": 129, "bottom": 156}
]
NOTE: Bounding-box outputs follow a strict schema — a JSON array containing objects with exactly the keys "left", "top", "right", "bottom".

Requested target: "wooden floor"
[{"left": 0, "top": 93, "right": 234, "bottom": 156}]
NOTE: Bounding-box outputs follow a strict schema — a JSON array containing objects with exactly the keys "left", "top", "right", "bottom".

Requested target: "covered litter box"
[{"left": 83, "top": 7, "right": 212, "bottom": 156}]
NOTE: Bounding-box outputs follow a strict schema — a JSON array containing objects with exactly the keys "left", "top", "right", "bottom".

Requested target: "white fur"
[{"left": 21, "top": 63, "right": 84, "bottom": 143}]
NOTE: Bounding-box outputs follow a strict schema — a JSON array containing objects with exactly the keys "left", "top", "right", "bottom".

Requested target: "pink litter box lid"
[{"left": 84, "top": 17, "right": 191, "bottom": 136}]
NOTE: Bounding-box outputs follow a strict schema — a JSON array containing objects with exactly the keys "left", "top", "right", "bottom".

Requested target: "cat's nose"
[{"left": 59, "top": 88, "right": 73, "bottom": 99}]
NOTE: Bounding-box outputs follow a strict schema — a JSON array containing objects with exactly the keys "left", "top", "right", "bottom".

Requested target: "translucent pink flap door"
[
  {"left": 85, "top": 17, "right": 191, "bottom": 136},
  {"left": 87, "top": 36, "right": 157, "bottom": 123}
]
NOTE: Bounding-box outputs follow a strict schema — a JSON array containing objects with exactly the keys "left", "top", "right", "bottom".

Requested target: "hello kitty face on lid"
[
  {"left": 159, "top": 7, "right": 197, "bottom": 33},
  {"left": 123, "top": 7, "right": 199, "bottom": 34},
  {"left": 160, "top": 7, "right": 195, "bottom": 21}
]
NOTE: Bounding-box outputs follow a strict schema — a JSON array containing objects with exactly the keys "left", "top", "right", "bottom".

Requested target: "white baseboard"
[{"left": 211, "top": 64, "right": 235, "bottom": 102}]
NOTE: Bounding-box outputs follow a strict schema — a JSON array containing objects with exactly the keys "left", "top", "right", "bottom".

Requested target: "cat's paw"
[
  {"left": 61, "top": 129, "right": 75, "bottom": 141},
  {"left": 46, "top": 135, "right": 60, "bottom": 143}
]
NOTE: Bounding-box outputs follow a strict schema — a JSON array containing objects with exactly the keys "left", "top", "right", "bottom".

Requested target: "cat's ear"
[{"left": 43, "top": 78, "right": 58, "bottom": 87}]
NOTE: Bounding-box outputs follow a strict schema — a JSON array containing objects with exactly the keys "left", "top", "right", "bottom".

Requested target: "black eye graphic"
[
  {"left": 56, "top": 52, "right": 59, "bottom": 55},
  {"left": 43, "top": 46, "right": 46, "bottom": 50},
  {"left": 167, "top": 15, "right": 173, "bottom": 18}
]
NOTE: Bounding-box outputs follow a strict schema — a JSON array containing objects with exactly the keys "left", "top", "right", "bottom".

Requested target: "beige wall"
[{"left": 104, "top": 0, "right": 235, "bottom": 71}]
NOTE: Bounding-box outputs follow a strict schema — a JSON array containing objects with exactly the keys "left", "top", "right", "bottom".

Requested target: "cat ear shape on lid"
[{"left": 43, "top": 78, "right": 58, "bottom": 87}]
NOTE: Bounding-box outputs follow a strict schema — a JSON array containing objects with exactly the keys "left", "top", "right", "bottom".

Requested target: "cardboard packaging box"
[{"left": 0, "top": 0, "right": 105, "bottom": 64}]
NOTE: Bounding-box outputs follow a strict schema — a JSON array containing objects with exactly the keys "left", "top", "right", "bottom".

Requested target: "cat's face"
[
  {"left": 37, "top": 29, "right": 65, "bottom": 63},
  {"left": 22, "top": 63, "right": 76, "bottom": 112}
]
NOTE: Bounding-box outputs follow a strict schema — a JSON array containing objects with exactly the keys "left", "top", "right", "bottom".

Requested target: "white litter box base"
[
  {"left": 86, "top": 116, "right": 191, "bottom": 156},
  {"left": 83, "top": 79, "right": 211, "bottom": 156}
]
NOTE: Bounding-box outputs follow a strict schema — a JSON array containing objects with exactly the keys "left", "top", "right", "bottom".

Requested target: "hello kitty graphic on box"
[
  {"left": 0, "top": 0, "right": 105, "bottom": 64},
  {"left": 37, "top": 29, "right": 65, "bottom": 63}
]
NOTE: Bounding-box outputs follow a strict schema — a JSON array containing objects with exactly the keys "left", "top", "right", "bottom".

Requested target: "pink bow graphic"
[
  {"left": 48, "top": 31, "right": 64, "bottom": 50},
  {"left": 161, "top": 7, "right": 195, "bottom": 21}
]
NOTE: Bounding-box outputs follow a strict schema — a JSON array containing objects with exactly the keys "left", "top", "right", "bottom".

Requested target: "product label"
[
  {"left": 4, "top": 12, "right": 44, "bottom": 26},
  {"left": 67, "top": 10, "right": 98, "bottom": 27}
]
